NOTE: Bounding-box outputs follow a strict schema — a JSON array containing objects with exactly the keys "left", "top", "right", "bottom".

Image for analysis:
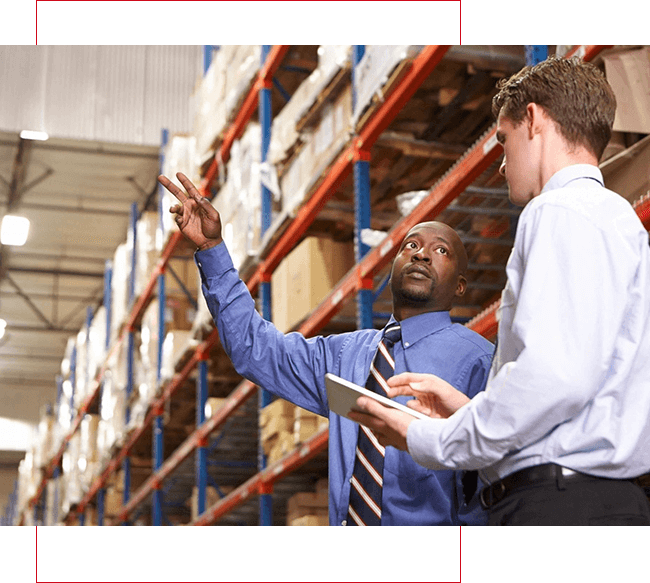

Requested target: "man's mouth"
[{"left": 405, "top": 264, "right": 431, "bottom": 279}]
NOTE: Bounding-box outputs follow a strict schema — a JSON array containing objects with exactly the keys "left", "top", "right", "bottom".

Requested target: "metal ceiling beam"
[
  {"left": 7, "top": 138, "right": 30, "bottom": 211},
  {"left": 0, "top": 201, "right": 130, "bottom": 217},
  {"left": 0, "top": 353, "right": 63, "bottom": 362},
  {"left": 7, "top": 266, "right": 105, "bottom": 278},
  {"left": 4, "top": 273, "right": 54, "bottom": 329},
  {"left": 6, "top": 324, "right": 78, "bottom": 334}
]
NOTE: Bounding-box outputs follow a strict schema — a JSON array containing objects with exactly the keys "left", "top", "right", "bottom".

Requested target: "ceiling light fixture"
[
  {"left": 0, "top": 319, "right": 6, "bottom": 340},
  {"left": 20, "top": 130, "right": 49, "bottom": 141},
  {"left": 0, "top": 215, "right": 30, "bottom": 246}
]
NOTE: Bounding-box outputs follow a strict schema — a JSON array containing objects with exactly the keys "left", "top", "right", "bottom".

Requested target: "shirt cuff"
[
  {"left": 194, "top": 242, "right": 233, "bottom": 279},
  {"left": 406, "top": 418, "right": 447, "bottom": 471}
]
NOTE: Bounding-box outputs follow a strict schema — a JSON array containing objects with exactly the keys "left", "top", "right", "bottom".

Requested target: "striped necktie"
[{"left": 346, "top": 323, "right": 402, "bottom": 526}]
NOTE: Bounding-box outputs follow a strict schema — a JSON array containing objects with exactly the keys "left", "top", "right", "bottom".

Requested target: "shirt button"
[
  {"left": 404, "top": 341, "right": 410, "bottom": 347},
  {"left": 341, "top": 520, "right": 347, "bottom": 526}
]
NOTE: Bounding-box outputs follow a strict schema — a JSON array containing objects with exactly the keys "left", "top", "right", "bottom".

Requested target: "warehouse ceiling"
[{"left": 0, "top": 130, "right": 160, "bottom": 422}]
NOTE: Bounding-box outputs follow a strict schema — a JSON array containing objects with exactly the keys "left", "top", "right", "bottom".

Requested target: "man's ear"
[
  {"left": 526, "top": 102, "right": 547, "bottom": 138},
  {"left": 455, "top": 275, "right": 467, "bottom": 298}
]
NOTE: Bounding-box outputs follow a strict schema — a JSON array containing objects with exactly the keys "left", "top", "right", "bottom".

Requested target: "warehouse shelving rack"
[{"left": 19, "top": 43, "right": 646, "bottom": 527}]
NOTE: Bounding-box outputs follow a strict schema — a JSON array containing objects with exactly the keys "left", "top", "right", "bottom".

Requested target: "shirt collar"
[
  {"left": 541, "top": 164, "right": 604, "bottom": 195},
  {"left": 387, "top": 311, "right": 452, "bottom": 347}
]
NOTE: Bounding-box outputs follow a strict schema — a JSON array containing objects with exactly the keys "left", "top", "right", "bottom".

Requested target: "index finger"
[
  {"left": 176, "top": 172, "right": 204, "bottom": 203},
  {"left": 158, "top": 174, "right": 188, "bottom": 203},
  {"left": 385, "top": 372, "right": 425, "bottom": 396}
]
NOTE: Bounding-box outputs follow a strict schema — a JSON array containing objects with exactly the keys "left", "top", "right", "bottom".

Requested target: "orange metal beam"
[
  {"left": 633, "top": 193, "right": 650, "bottom": 230},
  {"left": 357, "top": 45, "right": 450, "bottom": 151},
  {"left": 190, "top": 428, "right": 328, "bottom": 526},
  {"left": 200, "top": 45, "right": 290, "bottom": 194},
  {"left": 113, "top": 379, "right": 257, "bottom": 523}
]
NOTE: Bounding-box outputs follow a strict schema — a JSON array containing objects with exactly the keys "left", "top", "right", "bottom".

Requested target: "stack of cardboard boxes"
[
  {"left": 271, "top": 236, "right": 355, "bottom": 333},
  {"left": 286, "top": 479, "right": 329, "bottom": 526},
  {"left": 260, "top": 399, "right": 329, "bottom": 466}
]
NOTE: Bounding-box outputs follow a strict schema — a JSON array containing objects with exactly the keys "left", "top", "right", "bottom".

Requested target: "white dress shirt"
[{"left": 407, "top": 164, "right": 650, "bottom": 482}]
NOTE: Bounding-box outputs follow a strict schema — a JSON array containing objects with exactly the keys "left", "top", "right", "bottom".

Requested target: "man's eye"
[
  {"left": 436, "top": 247, "right": 448, "bottom": 255},
  {"left": 406, "top": 241, "right": 418, "bottom": 249}
]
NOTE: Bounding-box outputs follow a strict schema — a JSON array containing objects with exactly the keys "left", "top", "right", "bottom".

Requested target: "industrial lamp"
[{"left": 1, "top": 215, "right": 30, "bottom": 246}]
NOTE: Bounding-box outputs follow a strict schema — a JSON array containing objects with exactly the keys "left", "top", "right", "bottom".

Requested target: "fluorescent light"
[
  {"left": 20, "top": 130, "right": 49, "bottom": 141},
  {"left": 1, "top": 215, "right": 30, "bottom": 246}
]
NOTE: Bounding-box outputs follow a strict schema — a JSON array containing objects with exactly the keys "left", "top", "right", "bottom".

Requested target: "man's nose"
[{"left": 413, "top": 248, "right": 431, "bottom": 262}]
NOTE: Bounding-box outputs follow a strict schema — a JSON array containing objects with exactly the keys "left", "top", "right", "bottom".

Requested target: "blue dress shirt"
[
  {"left": 408, "top": 165, "right": 650, "bottom": 484},
  {"left": 195, "top": 242, "right": 494, "bottom": 525}
]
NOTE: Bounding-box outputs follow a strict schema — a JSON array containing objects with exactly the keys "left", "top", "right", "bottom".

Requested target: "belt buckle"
[{"left": 480, "top": 481, "right": 506, "bottom": 509}]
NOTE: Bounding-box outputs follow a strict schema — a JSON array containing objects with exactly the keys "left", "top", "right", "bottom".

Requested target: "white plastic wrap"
[
  {"left": 352, "top": 45, "right": 423, "bottom": 124},
  {"left": 159, "top": 135, "right": 200, "bottom": 249},
  {"left": 110, "top": 243, "right": 129, "bottom": 346}
]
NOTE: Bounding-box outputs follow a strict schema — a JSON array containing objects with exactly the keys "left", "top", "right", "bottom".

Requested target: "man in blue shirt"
[{"left": 158, "top": 172, "right": 494, "bottom": 525}]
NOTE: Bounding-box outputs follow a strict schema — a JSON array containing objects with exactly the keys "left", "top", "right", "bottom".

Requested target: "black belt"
[{"left": 480, "top": 463, "right": 622, "bottom": 509}]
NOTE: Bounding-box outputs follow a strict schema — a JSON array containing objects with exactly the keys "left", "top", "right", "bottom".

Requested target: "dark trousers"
[{"left": 488, "top": 474, "right": 650, "bottom": 526}]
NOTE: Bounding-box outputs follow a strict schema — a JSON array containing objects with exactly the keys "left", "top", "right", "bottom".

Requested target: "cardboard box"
[
  {"left": 289, "top": 514, "right": 329, "bottom": 526},
  {"left": 603, "top": 47, "right": 650, "bottom": 134},
  {"left": 260, "top": 399, "right": 296, "bottom": 426},
  {"left": 267, "top": 430, "right": 295, "bottom": 463},
  {"left": 271, "top": 237, "right": 355, "bottom": 333},
  {"left": 293, "top": 408, "right": 328, "bottom": 445},
  {"left": 286, "top": 491, "right": 329, "bottom": 525},
  {"left": 104, "top": 487, "right": 123, "bottom": 517},
  {"left": 191, "top": 486, "right": 221, "bottom": 520},
  {"left": 601, "top": 133, "right": 650, "bottom": 205},
  {"left": 260, "top": 399, "right": 297, "bottom": 457}
]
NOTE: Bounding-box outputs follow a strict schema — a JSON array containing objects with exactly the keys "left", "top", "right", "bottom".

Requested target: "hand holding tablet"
[{"left": 325, "top": 373, "right": 430, "bottom": 421}]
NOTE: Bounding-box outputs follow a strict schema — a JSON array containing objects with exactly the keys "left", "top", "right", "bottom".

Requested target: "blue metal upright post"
[
  {"left": 151, "top": 270, "right": 166, "bottom": 526},
  {"left": 122, "top": 202, "right": 138, "bottom": 524},
  {"left": 258, "top": 44, "right": 274, "bottom": 526},
  {"left": 203, "top": 46, "right": 214, "bottom": 75},
  {"left": 152, "top": 128, "right": 169, "bottom": 526},
  {"left": 97, "top": 259, "right": 112, "bottom": 526},
  {"left": 352, "top": 45, "right": 374, "bottom": 330},
  {"left": 525, "top": 45, "right": 548, "bottom": 66},
  {"left": 195, "top": 358, "right": 208, "bottom": 517}
]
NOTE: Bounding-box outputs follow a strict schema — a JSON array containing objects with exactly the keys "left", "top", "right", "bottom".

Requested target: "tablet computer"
[{"left": 325, "top": 373, "right": 430, "bottom": 421}]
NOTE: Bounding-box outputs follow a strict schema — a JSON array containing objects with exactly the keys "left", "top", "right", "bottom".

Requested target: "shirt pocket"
[{"left": 383, "top": 447, "right": 433, "bottom": 481}]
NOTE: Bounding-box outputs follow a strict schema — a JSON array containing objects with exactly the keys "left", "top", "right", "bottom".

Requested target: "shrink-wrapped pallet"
[
  {"left": 269, "top": 45, "right": 351, "bottom": 167},
  {"left": 33, "top": 407, "right": 55, "bottom": 469},
  {"left": 79, "top": 414, "right": 101, "bottom": 491},
  {"left": 61, "top": 433, "right": 83, "bottom": 516},
  {"left": 159, "top": 135, "right": 200, "bottom": 250},
  {"left": 193, "top": 46, "right": 261, "bottom": 165},
  {"left": 160, "top": 330, "right": 197, "bottom": 383},
  {"left": 110, "top": 242, "right": 129, "bottom": 346},
  {"left": 280, "top": 84, "right": 352, "bottom": 218},
  {"left": 16, "top": 449, "right": 42, "bottom": 522},
  {"left": 213, "top": 122, "right": 264, "bottom": 271},
  {"left": 96, "top": 347, "right": 128, "bottom": 461},
  {"left": 73, "top": 325, "right": 89, "bottom": 410},
  {"left": 352, "top": 45, "right": 423, "bottom": 124},
  {"left": 45, "top": 475, "right": 63, "bottom": 526},
  {"left": 134, "top": 210, "right": 161, "bottom": 298}
]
